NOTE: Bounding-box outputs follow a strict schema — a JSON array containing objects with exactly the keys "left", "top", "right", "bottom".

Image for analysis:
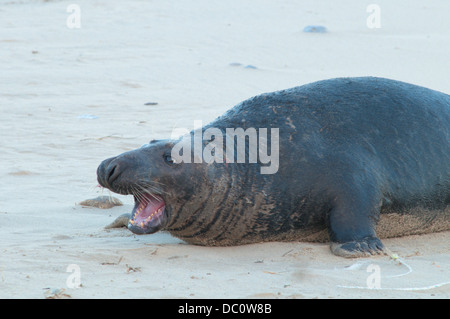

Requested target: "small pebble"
[
  {"left": 303, "top": 25, "right": 327, "bottom": 33},
  {"left": 79, "top": 196, "right": 123, "bottom": 209},
  {"left": 77, "top": 114, "right": 99, "bottom": 120}
]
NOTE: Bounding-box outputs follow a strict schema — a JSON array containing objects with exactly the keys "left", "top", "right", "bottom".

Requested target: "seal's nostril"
[
  {"left": 107, "top": 165, "right": 116, "bottom": 181},
  {"left": 106, "top": 163, "right": 121, "bottom": 186}
]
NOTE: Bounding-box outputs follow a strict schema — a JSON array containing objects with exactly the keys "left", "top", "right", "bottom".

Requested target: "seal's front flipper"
[
  {"left": 327, "top": 185, "right": 386, "bottom": 258},
  {"left": 104, "top": 213, "right": 131, "bottom": 229},
  {"left": 330, "top": 236, "right": 385, "bottom": 258}
]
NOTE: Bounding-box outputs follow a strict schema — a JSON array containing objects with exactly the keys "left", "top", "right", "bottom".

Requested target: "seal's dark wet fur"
[{"left": 97, "top": 77, "right": 450, "bottom": 257}]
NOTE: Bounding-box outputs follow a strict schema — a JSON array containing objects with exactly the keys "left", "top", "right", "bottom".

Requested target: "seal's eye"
[{"left": 163, "top": 154, "right": 177, "bottom": 165}]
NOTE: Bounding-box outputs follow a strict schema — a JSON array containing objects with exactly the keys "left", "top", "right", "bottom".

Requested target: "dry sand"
[{"left": 0, "top": 0, "right": 449, "bottom": 299}]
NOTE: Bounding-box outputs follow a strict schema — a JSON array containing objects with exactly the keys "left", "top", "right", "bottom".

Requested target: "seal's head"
[{"left": 97, "top": 138, "right": 213, "bottom": 235}]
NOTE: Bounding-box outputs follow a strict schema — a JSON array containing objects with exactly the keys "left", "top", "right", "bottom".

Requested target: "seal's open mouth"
[{"left": 128, "top": 193, "right": 166, "bottom": 234}]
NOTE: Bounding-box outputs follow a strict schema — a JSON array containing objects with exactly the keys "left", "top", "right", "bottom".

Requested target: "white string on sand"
[
  {"left": 337, "top": 281, "right": 450, "bottom": 291},
  {"left": 337, "top": 248, "right": 450, "bottom": 291},
  {"left": 383, "top": 247, "right": 413, "bottom": 278}
]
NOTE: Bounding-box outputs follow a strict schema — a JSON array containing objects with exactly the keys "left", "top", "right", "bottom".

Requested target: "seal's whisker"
[
  {"left": 140, "top": 179, "right": 168, "bottom": 188},
  {"left": 137, "top": 185, "right": 160, "bottom": 201},
  {"left": 135, "top": 180, "right": 167, "bottom": 189},
  {"left": 89, "top": 184, "right": 101, "bottom": 193},
  {"left": 135, "top": 180, "right": 169, "bottom": 196},
  {"left": 131, "top": 187, "right": 146, "bottom": 203},
  {"left": 141, "top": 185, "right": 169, "bottom": 196},
  {"left": 128, "top": 185, "right": 161, "bottom": 208}
]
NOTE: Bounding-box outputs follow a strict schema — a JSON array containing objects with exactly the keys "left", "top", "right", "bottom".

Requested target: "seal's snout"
[
  {"left": 97, "top": 151, "right": 148, "bottom": 194},
  {"left": 97, "top": 157, "right": 122, "bottom": 190}
]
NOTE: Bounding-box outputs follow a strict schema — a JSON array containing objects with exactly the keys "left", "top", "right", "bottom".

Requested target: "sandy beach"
[{"left": 0, "top": 0, "right": 449, "bottom": 299}]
